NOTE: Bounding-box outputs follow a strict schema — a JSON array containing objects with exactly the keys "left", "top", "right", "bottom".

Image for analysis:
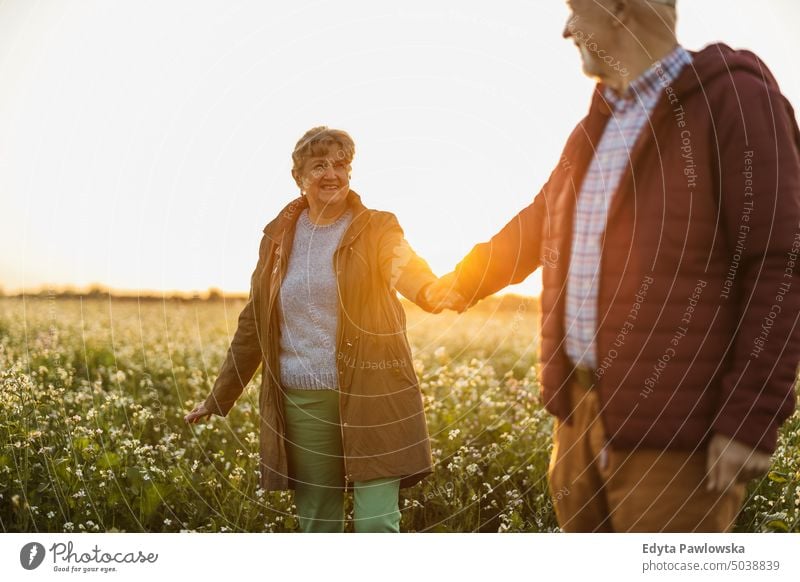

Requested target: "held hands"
[
  {"left": 423, "top": 273, "right": 469, "bottom": 314},
  {"left": 705, "top": 433, "right": 773, "bottom": 493},
  {"left": 184, "top": 402, "right": 213, "bottom": 425}
]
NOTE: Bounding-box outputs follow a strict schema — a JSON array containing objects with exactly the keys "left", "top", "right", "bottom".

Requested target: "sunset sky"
[{"left": 2, "top": 0, "right": 799, "bottom": 297}]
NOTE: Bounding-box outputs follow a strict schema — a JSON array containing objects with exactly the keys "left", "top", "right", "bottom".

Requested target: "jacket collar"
[{"left": 262, "top": 189, "right": 372, "bottom": 247}]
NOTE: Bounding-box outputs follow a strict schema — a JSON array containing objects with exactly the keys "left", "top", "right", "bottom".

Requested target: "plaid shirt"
[{"left": 565, "top": 45, "right": 692, "bottom": 369}]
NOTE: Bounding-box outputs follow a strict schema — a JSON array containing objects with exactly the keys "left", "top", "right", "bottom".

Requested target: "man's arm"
[
  {"left": 445, "top": 187, "right": 549, "bottom": 307},
  {"left": 203, "top": 235, "right": 269, "bottom": 417},
  {"left": 713, "top": 69, "right": 800, "bottom": 454}
]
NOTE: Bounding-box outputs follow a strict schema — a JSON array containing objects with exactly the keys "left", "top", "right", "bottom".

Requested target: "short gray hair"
[{"left": 291, "top": 126, "right": 355, "bottom": 176}]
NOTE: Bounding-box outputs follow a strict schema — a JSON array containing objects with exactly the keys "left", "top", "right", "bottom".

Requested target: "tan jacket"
[{"left": 203, "top": 191, "right": 437, "bottom": 490}]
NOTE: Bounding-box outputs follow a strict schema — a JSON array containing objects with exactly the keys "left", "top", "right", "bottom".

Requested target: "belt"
[{"left": 571, "top": 365, "right": 596, "bottom": 390}]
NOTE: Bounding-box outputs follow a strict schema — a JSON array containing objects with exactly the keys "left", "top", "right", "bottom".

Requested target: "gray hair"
[{"left": 291, "top": 126, "right": 355, "bottom": 177}]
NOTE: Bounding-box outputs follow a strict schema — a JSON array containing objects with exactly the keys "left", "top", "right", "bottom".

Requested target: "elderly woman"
[{"left": 184, "top": 127, "right": 463, "bottom": 532}]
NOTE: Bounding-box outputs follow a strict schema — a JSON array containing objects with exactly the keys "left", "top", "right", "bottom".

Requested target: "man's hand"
[
  {"left": 184, "top": 402, "right": 213, "bottom": 424},
  {"left": 705, "top": 433, "right": 772, "bottom": 493},
  {"left": 423, "top": 275, "right": 468, "bottom": 313}
]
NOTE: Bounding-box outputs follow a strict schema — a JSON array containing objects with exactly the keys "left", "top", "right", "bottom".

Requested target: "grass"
[{"left": 0, "top": 296, "right": 797, "bottom": 532}]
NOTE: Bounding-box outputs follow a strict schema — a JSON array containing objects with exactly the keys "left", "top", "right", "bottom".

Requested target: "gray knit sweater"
[{"left": 278, "top": 208, "right": 352, "bottom": 390}]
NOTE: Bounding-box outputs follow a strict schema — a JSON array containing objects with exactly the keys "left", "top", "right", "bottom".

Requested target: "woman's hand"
[
  {"left": 424, "top": 274, "right": 468, "bottom": 313},
  {"left": 184, "top": 403, "right": 213, "bottom": 424}
]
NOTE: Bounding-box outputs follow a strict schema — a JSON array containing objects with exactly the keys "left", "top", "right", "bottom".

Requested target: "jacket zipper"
[
  {"left": 592, "top": 147, "right": 639, "bottom": 448},
  {"left": 333, "top": 244, "right": 351, "bottom": 483},
  {"left": 334, "top": 212, "right": 368, "bottom": 486}
]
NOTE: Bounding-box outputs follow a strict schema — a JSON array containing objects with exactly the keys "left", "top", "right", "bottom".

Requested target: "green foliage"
[{"left": 0, "top": 297, "right": 797, "bottom": 532}]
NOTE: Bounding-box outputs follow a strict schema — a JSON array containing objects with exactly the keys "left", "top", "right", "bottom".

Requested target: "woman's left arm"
[{"left": 377, "top": 212, "right": 439, "bottom": 312}]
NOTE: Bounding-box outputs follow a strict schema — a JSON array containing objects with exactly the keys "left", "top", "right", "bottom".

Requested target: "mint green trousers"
[{"left": 283, "top": 387, "right": 401, "bottom": 533}]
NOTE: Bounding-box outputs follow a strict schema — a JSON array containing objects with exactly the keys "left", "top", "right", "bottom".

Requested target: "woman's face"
[{"left": 297, "top": 146, "right": 351, "bottom": 208}]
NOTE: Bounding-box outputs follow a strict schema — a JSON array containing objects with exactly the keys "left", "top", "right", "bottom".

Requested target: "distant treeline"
[
  {"left": 0, "top": 286, "right": 539, "bottom": 311},
  {"left": 0, "top": 286, "right": 248, "bottom": 302}
]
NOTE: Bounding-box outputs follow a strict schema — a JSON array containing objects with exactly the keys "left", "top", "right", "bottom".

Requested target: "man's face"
[
  {"left": 562, "top": 0, "right": 623, "bottom": 82},
  {"left": 297, "top": 147, "right": 351, "bottom": 208}
]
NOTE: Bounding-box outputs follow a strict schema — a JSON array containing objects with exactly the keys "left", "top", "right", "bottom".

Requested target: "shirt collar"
[{"left": 603, "top": 44, "right": 692, "bottom": 112}]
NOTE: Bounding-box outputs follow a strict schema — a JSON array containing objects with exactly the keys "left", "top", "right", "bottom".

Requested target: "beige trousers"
[{"left": 547, "top": 377, "right": 746, "bottom": 532}]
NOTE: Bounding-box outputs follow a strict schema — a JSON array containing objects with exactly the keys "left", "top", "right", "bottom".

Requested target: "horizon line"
[{"left": 0, "top": 283, "right": 539, "bottom": 300}]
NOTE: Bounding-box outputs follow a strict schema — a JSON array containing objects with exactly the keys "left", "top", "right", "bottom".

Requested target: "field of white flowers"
[{"left": 1, "top": 296, "right": 797, "bottom": 532}]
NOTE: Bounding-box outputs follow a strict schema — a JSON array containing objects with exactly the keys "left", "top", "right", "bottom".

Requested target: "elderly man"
[{"left": 431, "top": 0, "right": 800, "bottom": 532}]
